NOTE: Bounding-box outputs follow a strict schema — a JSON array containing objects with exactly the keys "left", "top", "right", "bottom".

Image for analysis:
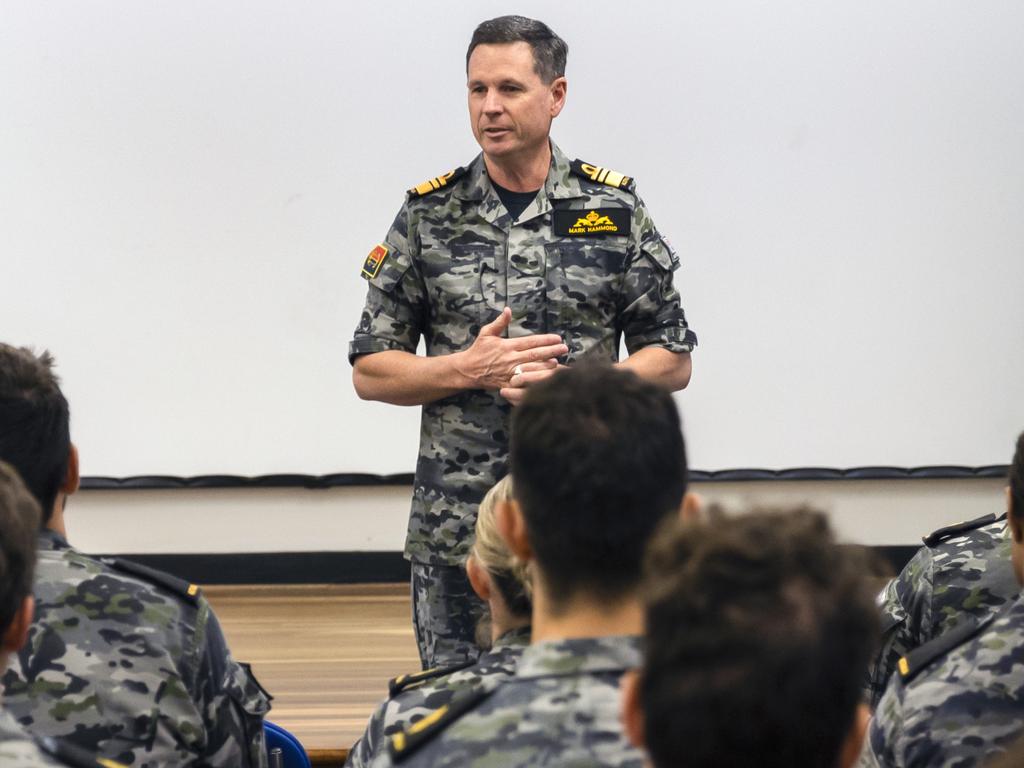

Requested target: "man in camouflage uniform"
[
  {"left": 866, "top": 512, "right": 1016, "bottom": 708},
  {"left": 860, "top": 432, "right": 1024, "bottom": 767},
  {"left": 350, "top": 14, "right": 696, "bottom": 670},
  {"left": 0, "top": 343, "right": 271, "bottom": 767},
  {"left": 370, "top": 363, "right": 690, "bottom": 767},
  {"left": 0, "top": 463, "right": 127, "bottom": 768}
]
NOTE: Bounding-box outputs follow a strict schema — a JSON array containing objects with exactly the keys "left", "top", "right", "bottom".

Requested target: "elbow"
[
  {"left": 352, "top": 364, "right": 377, "bottom": 402},
  {"left": 670, "top": 352, "right": 692, "bottom": 392}
]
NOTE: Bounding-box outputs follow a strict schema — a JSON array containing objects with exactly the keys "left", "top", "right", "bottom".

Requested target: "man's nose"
[{"left": 482, "top": 91, "right": 503, "bottom": 114}]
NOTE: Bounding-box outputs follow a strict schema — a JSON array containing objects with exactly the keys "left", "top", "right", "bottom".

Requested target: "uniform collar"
[
  {"left": 491, "top": 625, "right": 531, "bottom": 652},
  {"left": 38, "top": 527, "right": 70, "bottom": 551},
  {"left": 454, "top": 141, "right": 585, "bottom": 214},
  {"left": 513, "top": 635, "right": 642, "bottom": 681}
]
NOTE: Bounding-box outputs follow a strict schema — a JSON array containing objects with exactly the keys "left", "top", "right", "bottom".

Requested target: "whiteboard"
[{"left": 3, "top": 0, "right": 1023, "bottom": 477}]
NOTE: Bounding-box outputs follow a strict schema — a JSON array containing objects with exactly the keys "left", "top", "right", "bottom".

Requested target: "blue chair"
[{"left": 264, "top": 721, "right": 312, "bottom": 768}]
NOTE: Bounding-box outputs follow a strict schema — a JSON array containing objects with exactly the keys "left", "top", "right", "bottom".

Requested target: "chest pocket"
[
  {"left": 422, "top": 242, "right": 496, "bottom": 349},
  {"left": 545, "top": 241, "right": 628, "bottom": 360}
]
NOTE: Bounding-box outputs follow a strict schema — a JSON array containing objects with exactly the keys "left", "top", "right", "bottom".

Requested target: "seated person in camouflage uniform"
[
  {"left": 374, "top": 363, "right": 689, "bottom": 768},
  {"left": 622, "top": 508, "right": 878, "bottom": 768},
  {"left": 866, "top": 503, "right": 1015, "bottom": 708},
  {"left": 861, "top": 431, "right": 1024, "bottom": 767},
  {"left": 346, "top": 475, "right": 531, "bottom": 767},
  {"left": 0, "top": 344, "right": 270, "bottom": 767},
  {"left": 0, "top": 462, "right": 127, "bottom": 767}
]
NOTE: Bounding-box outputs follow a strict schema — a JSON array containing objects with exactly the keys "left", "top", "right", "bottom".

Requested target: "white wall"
[
  {"left": 3, "top": 0, "right": 1023, "bottom": 478},
  {"left": 70, "top": 477, "right": 1006, "bottom": 555}
]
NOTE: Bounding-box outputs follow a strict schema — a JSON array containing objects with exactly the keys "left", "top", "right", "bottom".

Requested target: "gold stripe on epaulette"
[
  {"left": 410, "top": 170, "right": 456, "bottom": 196},
  {"left": 579, "top": 163, "right": 631, "bottom": 189},
  {"left": 187, "top": 584, "right": 199, "bottom": 597},
  {"left": 898, "top": 657, "right": 910, "bottom": 677}
]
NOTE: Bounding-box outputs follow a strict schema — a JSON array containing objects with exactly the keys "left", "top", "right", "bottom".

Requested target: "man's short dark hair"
[
  {"left": 1009, "top": 431, "right": 1024, "bottom": 525},
  {"left": 510, "top": 363, "right": 687, "bottom": 607},
  {"left": 467, "top": 15, "right": 568, "bottom": 83},
  {"left": 0, "top": 344, "right": 71, "bottom": 524},
  {"left": 0, "top": 462, "right": 41, "bottom": 637},
  {"left": 639, "top": 509, "right": 879, "bottom": 768}
]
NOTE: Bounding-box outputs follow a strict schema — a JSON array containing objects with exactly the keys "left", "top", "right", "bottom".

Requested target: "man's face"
[{"left": 467, "top": 41, "right": 566, "bottom": 164}]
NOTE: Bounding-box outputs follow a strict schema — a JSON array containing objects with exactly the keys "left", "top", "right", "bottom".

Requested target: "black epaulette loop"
[
  {"left": 407, "top": 166, "right": 468, "bottom": 198},
  {"left": 570, "top": 159, "right": 635, "bottom": 192},
  {"left": 389, "top": 659, "right": 476, "bottom": 697},
  {"left": 388, "top": 686, "right": 494, "bottom": 763},
  {"left": 922, "top": 512, "right": 1003, "bottom": 547},
  {"left": 101, "top": 557, "right": 201, "bottom": 604},
  {"left": 897, "top": 615, "right": 991, "bottom": 684}
]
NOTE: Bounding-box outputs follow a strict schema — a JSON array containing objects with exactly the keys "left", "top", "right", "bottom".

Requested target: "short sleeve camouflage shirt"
[
  {"left": 1, "top": 531, "right": 271, "bottom": 768},
  {"left": 861, "top": 594, "right": 1024, "bottom": 768},
  {"left": 370, "top": 635, "right": 645, "bottom": 768},
  {"left": 350, "top": 143, "right": 697, "bottom": 565},
  {"left": 345, "top": 626, "right": 530, "bottom": 768},
  {"left": 866, "top": 517, "right": 1016, "bottom": 707}
]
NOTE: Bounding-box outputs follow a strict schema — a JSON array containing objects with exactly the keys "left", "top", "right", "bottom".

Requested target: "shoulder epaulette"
[
  {"left": 389, "top": 659, "right": 476, "bottom": 697},
  {"left": 407, "top": 166, "right": 468, "bottom": 198},
  {"left": 897, "top": 615, "right": 992, "bottom": 684},
  {"left": 38, "top": 735, "right": 129, "bottom": 767},
  {"left": 100, "top": 557, "right": 201, "bottom": 605},
  {"left": 388, "top": 686, "right": 494, "bottom": 763},
  {"left": 922, "top": 512, "right": 1006, "bottom": 547},
  {"left": 570, "top": 159, "right": 635, "bottom": 192}
]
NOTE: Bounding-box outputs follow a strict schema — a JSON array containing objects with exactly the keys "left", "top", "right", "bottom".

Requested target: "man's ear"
[
  {"left": 1, "top": 595, "right": 34, "bottom": 655},
  {"left": 496, "top": 499, "right": 533, "bottom": 562},
  {"left": 466, "top": 554, "right": 492, "bottom": 602},
  {"left": 620, "top": 669, "right": 646, "bottom": 751},
  {"left": 680, "top": 492, "right": 703, "bottom": 523},
  {"left": 62, "top": 443, "right": 80, "bottom": 496},
  {"left": 837, "top": 703, "right": 871, "bottom": 768},
  {"left": 549, "top": 76, "right": 567, "bottom": 118},
  {"left": 1007, "top": 488, "right": 1023, "bottom": 543}
]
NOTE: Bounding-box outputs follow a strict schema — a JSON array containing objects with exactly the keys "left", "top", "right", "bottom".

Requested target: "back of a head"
[
  {"left": 640, "top": 509, "right": 879, "bottom": 768},
  {"left": 510, "top": 363, "right": 688, "bottom": 607},
  {"left": 1009, "top": 431, "right": 1024, "bottom": 526},
  {"left": 0, "top": 344, "right": 70, "bottom": 525},
  {"left": 0, "top": 462, "right": 42, "bottom": 639},
  {"left": 473, "top": 475, "right": 531, "bottom": 618}
]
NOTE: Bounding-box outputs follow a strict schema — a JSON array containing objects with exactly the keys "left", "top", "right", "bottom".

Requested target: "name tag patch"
[{"left": 553, "top": 208, "right": 630, "bottom": 237}]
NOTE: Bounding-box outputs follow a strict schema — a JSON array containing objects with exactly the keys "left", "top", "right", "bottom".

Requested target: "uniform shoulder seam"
[
  {"left": 922, "top": 512, "right": 1001, "bottom": 547},
  {"left": 100, "top": 556, "right": 202, "bottom": 605},
  {"left": 406, "top": 166, "right": 468, "bottom": 199}
]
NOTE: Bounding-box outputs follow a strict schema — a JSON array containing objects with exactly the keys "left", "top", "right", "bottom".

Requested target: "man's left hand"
[{"left": 499, "top": 361, "right": 566, "bottom": 406}]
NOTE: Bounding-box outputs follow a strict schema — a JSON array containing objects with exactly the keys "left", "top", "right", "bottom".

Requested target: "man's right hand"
[{"left": 454, "top": 307, "right": 568, "bottom": 391}]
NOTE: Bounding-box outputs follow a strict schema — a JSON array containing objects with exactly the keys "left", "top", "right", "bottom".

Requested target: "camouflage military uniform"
[
  {"left": 0, "top": 706, "right": 126, "bottom": 767},
  {"left": 370, "top": 635, "right": 645, "bottom": 768},
  {"left": 860, "top": 593, "right": 1024, "bottom": 767},
  {"left": 1, "top": 531, "right": 271, "bottom": 767},
  {"left": 866, "top": 513, "right": 1016, "bottom": 707},
  {"left": 345, "top": 625, "right": 530, "bottom": 767},
  {"left": 0, "top": 707, "right": 69, "bottom": 767},
  {"left": 349, "top": 143, "right": 696, "bottom": 667}
]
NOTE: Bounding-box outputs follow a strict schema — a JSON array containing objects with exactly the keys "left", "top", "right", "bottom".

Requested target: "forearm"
[
  {"left": 353, "top": 349, "right": 475, "bottom": 406},
  {"left": 617, "top": 347, "right": 692, "bottom": 392}
]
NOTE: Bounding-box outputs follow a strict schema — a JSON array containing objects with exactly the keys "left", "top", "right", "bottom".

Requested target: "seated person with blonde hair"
[{"left": 345, "top": 475, "right": 531, "bottom": 767}]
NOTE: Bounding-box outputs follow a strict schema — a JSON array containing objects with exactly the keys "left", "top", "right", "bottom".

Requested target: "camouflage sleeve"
[
  {"left": 865, "top": 548, "right": 935, "bottom": 708},
  {"left": 345, "top": 700, "right": 389, "bottom": 768},
  {"left": 619, "top": 196, "right": 697, "bottom": 355},
  {"left": 195, "top": 605, "right": 272, "bottom": 767},
  {"left": 349, "top": 205, "right": 428, "bottom": 364}
]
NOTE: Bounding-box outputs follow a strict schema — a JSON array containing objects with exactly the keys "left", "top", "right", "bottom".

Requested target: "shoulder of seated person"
[
  {"left": 389, "top": 659, "right": 476, "bottom": 697},
  {"left": 922, "top": 512, "right": 1006, "bottom": 548},
  {"left": 387, "top": 685, "right": 496, "bottom": 763},
  {"left": 96, "top": 556, "right": 203, "bottom": 606}
]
